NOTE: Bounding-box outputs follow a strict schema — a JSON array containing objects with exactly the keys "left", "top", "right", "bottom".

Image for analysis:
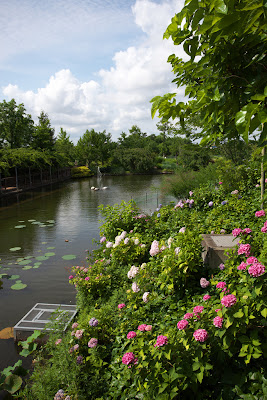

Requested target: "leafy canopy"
[{"left": 151, "top": 0, "right": 267, "bottom": 145}]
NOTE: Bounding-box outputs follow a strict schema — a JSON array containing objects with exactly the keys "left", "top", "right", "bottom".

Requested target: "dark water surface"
[{"left": 0, "top": 175, "right": 174, "bottom": 370}]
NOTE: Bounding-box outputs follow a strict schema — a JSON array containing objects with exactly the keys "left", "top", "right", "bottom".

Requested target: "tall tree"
[
  {"left": 76, "top": 129, "right": 113, "bottom": 166},
  {"left": 151, "top": 0, "right": 266, "bottom": 145},
  {"left": 0, "top": 99, "right": 34, "bottom": 149},
  {"left": 32, "top": 111, "right": 55, "bottom": 151},
  {"left": 55, "top": 128, "right": 75, "bottom": 163}
]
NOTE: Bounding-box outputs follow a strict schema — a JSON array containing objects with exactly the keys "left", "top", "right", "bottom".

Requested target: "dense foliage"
[
  {"left": 151, "top": 0, "right": 267, "bottom": 146},
  {"left": 17, "top": 176, "right": 266, "bottom": 400}
]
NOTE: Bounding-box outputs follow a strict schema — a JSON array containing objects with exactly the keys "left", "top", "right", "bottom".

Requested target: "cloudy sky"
[{"left": 0, "top": 0, "right": 186, "bottom": 143}]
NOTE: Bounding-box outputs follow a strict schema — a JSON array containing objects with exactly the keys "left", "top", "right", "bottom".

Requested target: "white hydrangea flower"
[
  {"left": 142, "top": 292, "right": 150, "bottom": 303},
  {"left": 132, "top": 282, "right": 140, "bottom": 293}
]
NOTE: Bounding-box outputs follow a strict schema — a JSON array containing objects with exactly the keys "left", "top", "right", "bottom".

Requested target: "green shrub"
[{"left": 71, "top": 166, "right": 93, "bottom": 178}]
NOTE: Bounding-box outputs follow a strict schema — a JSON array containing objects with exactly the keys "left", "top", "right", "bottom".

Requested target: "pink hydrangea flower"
[
  {"left": 145, "top": 325, "right": 152, "bottom": 331},
  {"left": 85, "top": 277, "right": 90, "bottom": 281},
  {"left": 238, "top": 244, "right": 251, "bottom": 257},
  {"left": 55, "top": 339, "right": 62, "bottom": 345},
  {"left": 154, "top": 335, "right": 168, "bottom": 347},
  {"left": 179, "top": 227, "right": 186, "bottom": 233},
  {"left": 127, "top": 331, "right": 136, "bottom": 339},
  {"left": 216, "top": 281, "right": 226, "bottom": 289},
  {"left": 69, "top": 275, "right": 74, "bottom": 280},
  {"left": 246, "top": 256, "right": 258, "bottom": 265},
  {"left": 213, "top": 316, "right": 223, "bottom": 328},
  {"left": 261, "top": 226, "right": 267, "bottom": 233},
  {"left": 72, "top": 322, "right": 79, "bottom": 329},
  {"left": 88, "top": 338, "right": 98, "bottom": 348},
  {"left": 219, "top": 182, "right": 222, "bottom": 185},
  {"left": 138, "top": 324, "right": 147, "bottom": 331},
  {"left": 215, "top": 309, "right": 222, "bottom": 312},
  {"left": 248, "top": 263, "right": 265, "bottom": 277},
  {"left": 149, "top": 240, "right": 160, "bottom": 256},
  {"left": 73, "top": 344, "right": 79, "bottom": 351},
  {"left": 193, "top": 329, "right": 208, "bottom": 342},
  {"left": 203, "top": 294, "right": 211, "bottom": 301},
  {"left": 255, "top": 210, "right": 265, "bottom": 217},
  {"left": 100, "top": 236, "right": 106, "bottom": 243},
  {"left": 221, "top": 294, "right": 237, "bottom": 308},
  {"left": 118, "top": 303, "right": 126, "bottom": 309},
  {"left": 177, "top": 320, "right": 189, "bottom": 330},
  {"left": 242, "top": 228, "right": 252, "bottom": 235},
  {"left": 183, "top": 312, "right": 194, "bottom": 320},
  {"left": 193, "top": 306, "right": 204, "bottom": 314},
  {"left": 200, "top": 278, "right": 210, "bottom": 288},
  {"left": 237, "top": 262, "right": 247, "bottom": 271},
  {"left": 232, "top": 228, "right": 242, "bottom": 237},
  {"left": 75, "top": 329, "right": 84, "bottom": 339},
  {"left": 122, "top": 352, "right": 138, "bottom": 367}
]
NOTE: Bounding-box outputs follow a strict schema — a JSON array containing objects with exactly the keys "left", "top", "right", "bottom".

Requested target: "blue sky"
[{"left": 0, "top": 0, "right": 186, "bottom": 143}]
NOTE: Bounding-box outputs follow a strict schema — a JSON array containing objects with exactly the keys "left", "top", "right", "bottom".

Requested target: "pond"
[{"left": 0, "top": 174, "right": 175, "bottom": 371}]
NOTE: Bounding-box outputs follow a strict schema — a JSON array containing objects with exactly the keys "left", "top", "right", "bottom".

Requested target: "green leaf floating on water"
[
  {"left": 34, "top": 262, "right": 42, "bottom": 266},
  {"left": 9, "top": 247, "right": 22, "bottom": 252},
  {"left": 18, "top": 260, "right": 32, "bottom": 265},
  {"left": 9, "top": 275, "right": 20, "bottom": 280},
  {"left": 47, "top": 247, "right": 55, "bottom": 249},
  {"left": 11, "top": 281, "right": 27, "bottom": 290},
  {"left": 45, "top": 252, "right": 55, "bottom": 257},
  {"left": 62, "top": 255, "right": 77, "bottom": 260},
  {"left": 46, "top": 220, "right": 55, "bottom": 224},
  {"left": 35, "top": 256, "right": 49, "bottom": 261},
  {"left": 33, "top": 265, "right": 40, "bottom": 269},
  {"left": 14, "top": 225, "right": 26, "bottom": 229},
  {"left": 0, "top": 274, "right": 8, "bottom": 279},
  {"left": 22, "top": 266, "right": 32, "bottom": 270},
  {"left": 42, "top": 242, "right": 48, "bottom": 244},
  {"left": 28, "top": 219, "right": 36, "bottom": 222}
]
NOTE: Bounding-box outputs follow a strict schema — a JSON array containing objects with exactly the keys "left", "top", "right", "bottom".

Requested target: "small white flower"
[
  {"left": 132, "top": 282, "right": 140, "bottom": 293},
  {"left": 142, "top": 292, "right": 150, "bottom": 303}
]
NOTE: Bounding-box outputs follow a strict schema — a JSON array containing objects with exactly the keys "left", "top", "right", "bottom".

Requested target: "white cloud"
[{"left": 2, "top": 0, "right": 186, "bottom": 143}]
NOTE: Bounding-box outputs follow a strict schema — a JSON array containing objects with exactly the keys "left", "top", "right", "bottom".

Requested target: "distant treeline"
[{"left": 0, "top": 99, "right": 254, "bottom": 176}]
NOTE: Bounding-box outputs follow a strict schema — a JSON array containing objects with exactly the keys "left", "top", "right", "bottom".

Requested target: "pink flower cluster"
[
  {"left": 75, "top": 329, "right": 84, "bottom": 339},
  {"left": 200, "top": 278, "right": 210, "bottom": 288},
  {"left": 238, "top": 243, "right": 251, "bottom": 257},
  {"left": 127, "top": 331, "right": 137, "bottom": 339},
  {"left": 177, "top": 320, "right": 188, "bottom": 330},
  {"left": 261, "top": 220, "right": 267, "bottom": 233},
  {"left": 213, "top": 316, "right": 223, "bottom": 328},
  {"left": 138, "top": 324, "right": 152, "bottom": 331},
  {"left": 248, "top": 262, "right": 265, "bottom": 277},
  {"left": 237, "top": 262, "right": 247, "bottom": 271},
  {"left": 122, "top": 352, "right": 138, "bottom": 367},
  {"left": 255, "top": 210, "right": 265, "bottom": 217},
  {"left": 149, "top": 240, "right": 160, "bottom": 256},
  {"left": 118, "top": 303, "right": 126, "bottom": 309},
  {"left": 193, "top": 306, "right": 204, "bottom": 314},
  {"left": 55, "top": 339, "right": 62, "bottom": 345},
  {"left": 203, "top": 294, "right": 211, "bottom": 301},
  {"left": 154, "top": 335, "right": 168, "bottom": 347},
  {"left": 183, "top": 312, "right": 194, "bottom": 320},
  {"left": 193, "top": 329, "right": 208, "bottom": 342},
  {"left": 221, "top": 294, "right": 237, "bottom": 308},
  {"left": 216, "top": 281, "right": 226, "bottom": 289},
  {"left": 232, "top": 228, "right": 242, "bottom": 237},
  {"left": 88, "top": 338, "right": 98, "bottom": 348}
]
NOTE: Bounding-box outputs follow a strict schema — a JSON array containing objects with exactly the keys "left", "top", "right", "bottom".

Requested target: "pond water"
[{"left": 0, "top": 174, "right": 175, "bottom": 371}]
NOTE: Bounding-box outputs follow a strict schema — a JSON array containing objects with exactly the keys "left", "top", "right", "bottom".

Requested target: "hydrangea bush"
[{"left": 19, "top": 184, "right": 267, "bottom": 400}]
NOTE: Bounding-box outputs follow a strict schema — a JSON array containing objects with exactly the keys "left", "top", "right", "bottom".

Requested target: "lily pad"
[
  {"left": 31, "top": 221, "right": 41, "bottom": 224},
  {"left": 9, "top": 247, "right": 21, "bottom": 252},
  {"left": 42, "top": 242, "right": 48, "bottom": 244},
  {"left": 18, "top": 220, "right": 25, "bottom": 222},
  {"left": 0, "top": 274, "right": 8, "bottom": 279},
  {"left": 47, "top": 224, "right": 54, "bottom": 227},
  {"left": 46, "top": 220, "right": 55, "bottom": 224},
  {"left": 11, "top": 281, "right": 27, "bottom": 290},
  {"left": 24, "top": 256, "right": 33, "bottom": 259},
  {"left": 47, "top": 246, "right": 55, "bottom": 250},
  {"left": 62, "top": 254, "right": 77, "bottom": 260},
  {"left": 14, "top": 225, "right": 26, "bottom": 229},
  {"left": 45, "top": 252, "right": 55, "bottom": 257},
  {"left": 34, "top": 262, "right": 42, "bottom": 266},
  {"left": 18, "top": 260, "right": 32, "bottom": 265},
  {"left": 22, "top": 266, "right": 32, "bottom": 270},
  {"left": 9, "top": 275, "right": 20, "bottom": 280},
  {"left": 33, "top": 265, "right": 40, "bottom": 269},
  {"left": 28, "top": 219, "right": 36, "bottom": 222},
  {"left": 35, "top": 256, "right": 49, "bottom": 261}
]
